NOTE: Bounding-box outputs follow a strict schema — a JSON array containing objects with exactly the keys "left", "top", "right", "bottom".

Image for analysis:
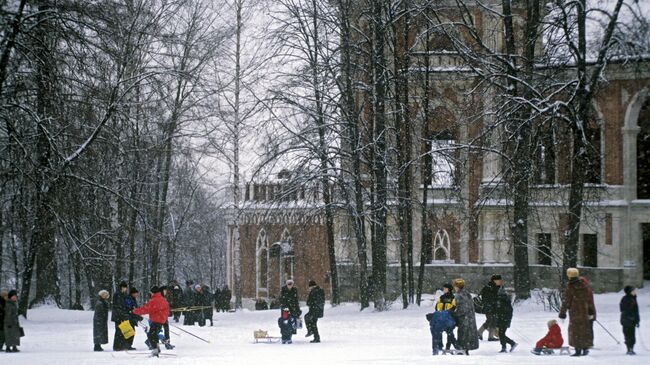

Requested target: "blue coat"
[
  {"left": 620, "top": 294, "right": 639, "bottom": 327},
  {"left": 429, "top": 310, "right": 455, "bottom": 333}
]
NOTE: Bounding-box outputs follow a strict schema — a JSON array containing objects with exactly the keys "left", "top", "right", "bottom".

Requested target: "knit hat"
[
  {"left": 547, "top": 319, "right": 557, "bottom": 328},
  {"left": 624, "top": 285, "right": 635, "bottom": 295},
  {"left": 452, "top": 278, "right": 465, "bottom": 289},
  {"left": 442, "top": 283, "right": 453, "bottom": 291},
  {"left": 8, "top": 289, "right": 17, "bottom": 299},
  {"left": 129, "top": 287, "right": 139, "bottom": 295},
  {"left": 150, "top": 286, "right": 160, "bottom": 293},
  {"left": 286, "top": 279, "right": 294, "bottom": 285},
  {"left": 491, "top": 274, "right": 502, "bottom": 281},
  {"left": 195, "top": 284, "right": 202, "bottom": 290},
  {"left": 99, "top": 290, "right": 110, "bottom": 299},
  {"left": 308, "top": 280, "right": 317, "bottom": 287},
  {"left": 566, "top": 268, "right": 579, "bottom": 278},
  {"left": 119, "top": 281, "right": 128, "bottom": 288}
]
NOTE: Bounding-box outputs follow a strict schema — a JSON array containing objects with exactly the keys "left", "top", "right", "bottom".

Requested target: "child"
[
  {"left": 531, "top": 319, "right": 564, "bottom": 355},
  {"left": 428, "top": 284, "right": 457, "bottom": 355},
  {"left": 620, "top": 286, "right": 640, "bottom": 355},
  {"left": 278, "top": 308, "right": 297, "bottom": 344}
]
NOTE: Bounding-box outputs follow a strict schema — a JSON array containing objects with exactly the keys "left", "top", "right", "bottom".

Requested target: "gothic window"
[
  {"left": 432, "top": 229, "right": 451, "bottom": 261},
  {"left": 584, "top": 118, "right": 602, "bottom": 184},
  {"left": 534, "top": 127, "right": 556, "bottom": 184},
  {"left": 428, "top": 130, "right": 456, "bottom": 187},
  {"left": 255, "top": 229, "right": 269, "bottom": 297}
]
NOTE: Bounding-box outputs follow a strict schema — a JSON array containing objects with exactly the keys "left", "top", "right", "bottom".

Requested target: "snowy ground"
[{"left": 11, "top": 285, "right": 650, "bottom": 364}]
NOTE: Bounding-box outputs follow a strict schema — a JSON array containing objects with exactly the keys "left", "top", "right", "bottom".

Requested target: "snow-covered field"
[{"left": 11, "top": 285, "right": 650, "bottom": 364}]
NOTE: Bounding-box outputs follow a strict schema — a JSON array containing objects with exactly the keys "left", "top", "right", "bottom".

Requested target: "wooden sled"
[
  {"left": 441, "top": 349, "right": 468, "bottom": 355},
  {"left": 254, "top": 329, "right": 281, "bottom": 343}
]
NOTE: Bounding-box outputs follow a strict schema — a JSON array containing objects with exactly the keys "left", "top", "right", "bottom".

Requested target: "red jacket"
[
  {"left": 536, "top": 323, "right": 564, "bottom": 349},
  {"left": 133, "top": 293, "right": 170, "bottom": 324}
]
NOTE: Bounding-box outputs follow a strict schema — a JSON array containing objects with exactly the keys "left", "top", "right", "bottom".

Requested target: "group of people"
[
  {"left": 170, "top": 281, "right": 231, "bottom": 327},
  {"left": 427, "top": 267, "right": 641, "bottom": 357},
  {"left": 0, "top": 290, "right": 21, "bottom": 353},
  {"left": 277, "top": 279, "right": 325, "bottom": 344}
]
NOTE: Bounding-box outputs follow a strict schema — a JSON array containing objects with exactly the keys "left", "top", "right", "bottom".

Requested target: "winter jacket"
[
  {"left": 0, "top": 296, "right": 5, "bottom": 333},
  {"left": 429, "top": 310, "right": 456, "bottom": 333},
  {"left": 198, "top": 288, "right": 214, "bottom": 319},
  {"left": 125, "top": 295, "right": 142, "bottom": 326},
  {"left": 3, "top": 300, "right": 20, "bottom": 347},
  {"left": 493, "top": 287, "right": 513, "bottom": 329},
  {"left": 535, "top": 323, "right": 564, "bottom": 349},
  {"left": 111, "top": 291, "right": 129, "bottom": 323},
  {"left": 559, "top": 277, "right": 596, "bottom": 348},
  {"left": 219, "top": 286, "right": 232, "bottom": 311},
  {"left": 133, "top": 292, "right": 170, "bottom": 325},
  {"left": 479, "top": 281, "right": 499, "bottom": 315},
  {"left": 620, "top": 294, "right": 640, "bottom": 327},
  {"left": 435, "top": 292, "right": 456, "bottom": 312},
  {"left": 454, "top": 288, "right": 479, "bottom": 351},
  {"left": 278, "top": 314, "right": 297, "bottom": 337},
  {"left": 183, "top": 286, "right": 194, "bottom": 307},
  {"left": 168, "top": 286, "right": 183, "bottom": 309},
  {"left": 280, "top": 285, "right": 302, "bottom": 318},
  {"left": 93, "top": 298, "right": 110, "bottom": 345},
  {"left": 307, "top": 286, "right": 325, "bottom": 318}
]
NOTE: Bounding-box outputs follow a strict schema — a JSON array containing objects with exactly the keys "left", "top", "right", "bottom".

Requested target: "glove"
[
  {"left": 636, "top": 323, "right": 640, "bottom": 328},
  {"left": 558, "top": 313, "right": 566, "bottom": 320}
]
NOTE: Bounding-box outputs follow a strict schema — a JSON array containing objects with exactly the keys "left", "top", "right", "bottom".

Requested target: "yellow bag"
[{"left": 118, "top": 320, "right": 135, "bottom": 339}]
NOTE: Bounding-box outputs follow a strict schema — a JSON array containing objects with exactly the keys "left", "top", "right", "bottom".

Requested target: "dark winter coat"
[
  {"left": 454, "top": 288, "right": 479, "bottom": 351},
  {"left": 307, "top": 286, "right": 325, "bottom": 318},
  {"left": 3, "top": 300, "right": 20, "bottom": 347},
  {"left": 620, "top": 294, "right": 639, "bottom": 327},
  {"left": 0, "top": 296, "right": 5, "bottom": 335},
  {"left": 220, "top": 286, "right": 232, "bottom": 311},
  {"left": 536, "top": 324, "right": 564, "bottom": 349},
  {"left": 199, "top": 288, "right": 214, "bottom": 320},
  {"left": 183, "top": 286, "right": 194, "bottom": 307},
  {"left": 280, "top": 285, "right": 302, "bottom": 318},
  {"left": 559, "top": 277, "right": 596, "bottom": 348},
  {"left": 493, "top": 287, "right": 513, "bottom": 329},
  {"left": 93, "top": 298, "right": 110, "bottom": 345},
  {"left": 125, "top": 295, "right": 142, "bottom": 326},
  {"left": 479, "top": 281, "right": 499, "bottom": 315},
  {"left": 111, "top": 291, "right": 129, "bottom": 323},
  {"left": 168, "top": 286, "right": 183, "bottom": 309},
  {"left": 278, "top": 314, "right": 297, "bottom": 338}
]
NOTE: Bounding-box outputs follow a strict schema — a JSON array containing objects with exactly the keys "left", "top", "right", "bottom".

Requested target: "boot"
[
  {"left": 499, "top": 346, "right": 508, "bottom": 353},
  {"left": 510, "top": 342, "right": 518, "bottom": 352},
  {"left": 94, "top": 344, "right": 104, "bottom": 352},
  {"left": 150, "top": 347, "right": 160, "bottom": 357},
  {"left": 164, "top": 342, "right": 175, "bottom": 350},
  {"left": 531, "top": 348, "right": 542, "bottom": 355},
  {"left": 627, "top": 346, "right": 636, "bottom": 355},
  {"left": 582, "top": 349, "right": 589, "bottom": 356},
  {"left": 571, "top": 348, "right": 583, "bottom": 357},
  {"left": 310, "top": 338, "right": 320, "bottom": 343}
]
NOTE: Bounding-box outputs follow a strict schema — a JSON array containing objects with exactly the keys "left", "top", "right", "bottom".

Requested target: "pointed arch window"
[
  {"left": 432, "top": 229, "right": 451, "bottom": 261},
  {"left": 427, "top": 130, "right": 456, "bottom": 187}
]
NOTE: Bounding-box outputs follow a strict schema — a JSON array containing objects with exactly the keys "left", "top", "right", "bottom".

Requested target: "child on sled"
[
  {"left": 427, "top": 284, "right": 458, "bottom": 355},
  {"left": 531, "top": 319, "right": 564, "bottom": 355}
]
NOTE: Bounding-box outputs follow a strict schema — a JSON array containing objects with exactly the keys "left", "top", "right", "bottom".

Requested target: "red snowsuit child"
[
  {"left": 133, "top": 288, "right": 170, "bottom": 356},
  {"left": 532, "top": 320, "right": 564, "bottom": 355}
]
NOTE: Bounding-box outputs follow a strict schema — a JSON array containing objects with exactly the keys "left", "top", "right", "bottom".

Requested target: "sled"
[
  {"left": 254, "top": 329, "right": 281, "bottom": 343},
  {"left": 533, "top": 347, "right": 571, "bottom": 356},
  {"left": 441, "top": 349, "right": 468, "bottom": 355}
]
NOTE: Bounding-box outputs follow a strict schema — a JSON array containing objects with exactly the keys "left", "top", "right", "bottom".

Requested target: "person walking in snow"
[
  {"left": 620, "top": 285, "right": 640, "bottom": 355},
  {"left": 167, "top": 281, "right": 183, "bottom": 323},
  {"left": 219, "top": 285, "right": 232, "bottom": 312},
  {"left": 531, "top": 319, "right": 564, "bottom": 355},
  {"left": 124, "top": 287, "right": 142, "bottom": 350},
  {"left": 435, "top": 283, "right": 457, "bottom": 350},
  {"left": 559, "top": 268, "right": 596, "bottom": 357},
  {"left": 280, "top": 279, "right": 301, "bottom": 318},
  {"left": 93, "top": 290, "right": 111, "bottom": 352},
  {"left": 133, "top": 286, "right": 171, "bottom": 357},
  {"left": 494, "top": 286, "right": 517, "bottom": 353},
  {"left": 111, "top": 281, "right": 130, "bottom": 351},
  {"left": 305, "top": 280, "right": 325, "bottom": 343},
  {"left": 452, "top": 279, "right": 479, "bottom": 354},
  {"left": 0, "top": 290, "right": 7, "bottom": 351},
  {"left": 278, "top": 308, "right": 297, "bottom": 344},
  {"left": 477, "top": 274, "right": 501, "bottom": 341},
  {"left": 3, "top": 290, "right": 20, "bottom": 353}
]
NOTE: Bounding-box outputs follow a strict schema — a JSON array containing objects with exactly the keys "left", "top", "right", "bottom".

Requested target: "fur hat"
[
  {"left": 452, "top": 278, "right": 465, "bottom": 289},
  {"left": 99, "top": 290, "right": 110, "bottom": 299},
  {"left": 286, "top": 279, "right": 294, "bottom": 285},
  {"left": 491, "top": 274, "right": 502, "bottom": 281},
  {"left": 566, "top": 268, "right": 579, "bottom": 278},
  {"left": 0, "top": 289, "right": 8, "bottom": 299},
  {"left": 7, "top": 289, "right": 17, "bottom": 299},
  {"left": 308, "top": 280, "right": 317, "bottom": 287},
  {"left": 547, "top": 319, "right": 558, "bottom": 328},
  {"left": 624, "top": 285, "right": 635, "bottom": 295}
]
